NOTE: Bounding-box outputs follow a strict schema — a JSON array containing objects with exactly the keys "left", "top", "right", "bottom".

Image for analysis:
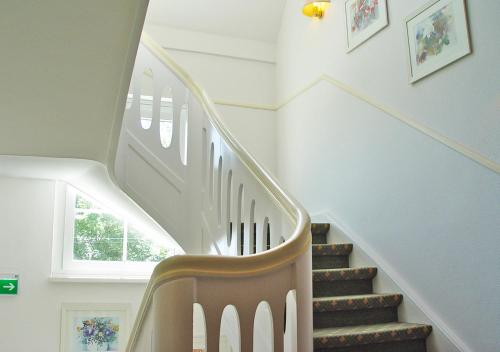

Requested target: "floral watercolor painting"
[
  {"left": 406, "top": 0, "right": 471, "bottom": 83},
  {"left": 350, "top": 0, "right": 381, "bottom": 36},
  {"left": 61, "top": 304, "right": 130, "bottom": 352},
  {"left": 414, "top": 3, "right": 458, "bottom": 65},
  {"left": 73, "top": 317, "right": 120, "bottom": 351},
  {"left": 345, "top": 0, "right": 388, "bottom": 51}
]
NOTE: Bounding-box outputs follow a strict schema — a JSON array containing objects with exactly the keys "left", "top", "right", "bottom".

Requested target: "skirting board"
[{"left": 311, "top": 211, "right": 470, "bottom": 352}]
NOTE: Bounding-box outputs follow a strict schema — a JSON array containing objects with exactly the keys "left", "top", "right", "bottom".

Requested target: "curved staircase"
[
  {"left": 311, "top": 224, "right": 432, "bottom": 352},
  {"left": 116, "top": 32, "right": 434, "bottom": 351}
]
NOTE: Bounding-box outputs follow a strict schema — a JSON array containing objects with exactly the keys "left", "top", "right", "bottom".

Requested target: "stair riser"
[
  {"left": 314, "top": 307, "right": 398, "bottom": 329},
  {"left": 314, "top": 280, "right": 373, "bottom": 297},
  {"left": 314, "top": 339, "right": 427, "bottom": 352},
  {"left": 313, "top": 233, "right": 327, "bottom": 244},
  {"left": 313, "top": 256, "right": 349, "bottom": 269}
]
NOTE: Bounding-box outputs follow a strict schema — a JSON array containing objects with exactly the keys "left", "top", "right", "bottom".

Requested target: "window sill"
[{"left": 49, "top": 274, "right": 150, "bottom": 284}]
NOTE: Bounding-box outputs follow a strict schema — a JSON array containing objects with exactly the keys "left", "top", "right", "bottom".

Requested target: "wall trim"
[
  {"left": 49, "top": 275, "right": 149, "bottom": 284},
  {"left": 277, "top": 74, "right": 499, "bottom": 174},
  {"left": 210, "top": 74, "right": 499, "bottom": 175},
  {"left": 165, "top": 46, "right": 276, "bottom": 65},
  {"left": 314, "top": 210, "right": 471, "bottom": 352},
  {"left": 214, "top": 99, "right": 276, "bottom": 111}
]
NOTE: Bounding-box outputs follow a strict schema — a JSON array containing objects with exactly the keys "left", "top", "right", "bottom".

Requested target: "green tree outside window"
[{"left": 73, "top": 194, "right": 171, "bottom": 263}]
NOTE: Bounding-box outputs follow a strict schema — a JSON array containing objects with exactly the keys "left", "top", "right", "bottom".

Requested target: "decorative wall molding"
[
  {"left": 165, "top": 46, "right": 276, "bottom": 65},
  {"left": 279, "top": 74, "right": 500, "bottom": 175},
  {"left": 211, "top": 74, "right": 500, "bottom": 175},
  {"left": 214, "top": 99, "right": 276, "bottom": 111}
]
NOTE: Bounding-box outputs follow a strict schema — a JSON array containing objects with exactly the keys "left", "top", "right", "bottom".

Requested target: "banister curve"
[{"left": 126, "top": 32, "right": 312, "bottom": 351}]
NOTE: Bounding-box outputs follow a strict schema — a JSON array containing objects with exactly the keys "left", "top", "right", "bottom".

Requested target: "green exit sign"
[{"left": 0, "top": 275, "right": 18, "bottom": 295}]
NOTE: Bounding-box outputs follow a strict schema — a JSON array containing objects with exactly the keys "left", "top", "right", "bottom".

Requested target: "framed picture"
[
  {"left": 405, "top": 0, "right": 471, "bottom": 83},
  {"left": 345, "top": 0, "right": 389, "bottom": 52},
  {"left": 61, "top": 303, "right": 131, "bottom": 352}
]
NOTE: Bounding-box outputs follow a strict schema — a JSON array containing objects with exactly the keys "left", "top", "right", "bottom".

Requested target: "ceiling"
[
  {"left": 0, "top": 0, "right": 146, "bottom": 162},
  {"left": 145, "top": 0, "right": 287, "bottom": 43}
]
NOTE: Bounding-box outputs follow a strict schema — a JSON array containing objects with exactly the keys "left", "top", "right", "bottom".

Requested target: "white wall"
[
  {"left": 275, "top": 1, "right": 500, "bottom": 352},
  {"left": 276, "top": 0, "right": 499, "bottom": 164},
  {"left": 145, "top": 25, "right": 278, "bottom": 173},
  {"left": 216, "top": 105, "right": 276, "bottom": 173},
  {"left": 144, "top": 24, "right": 276, "bottom": 63},
  {"left": 0, "top": 177, "right": 147, "bottom": 351}
]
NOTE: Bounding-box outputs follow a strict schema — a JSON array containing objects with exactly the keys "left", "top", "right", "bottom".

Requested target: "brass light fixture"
[{"left": 302, "top": 0, "right": 331, "bottom": 19}]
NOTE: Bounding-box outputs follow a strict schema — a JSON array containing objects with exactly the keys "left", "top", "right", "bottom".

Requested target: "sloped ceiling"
[
  {"left": 0, "top": 0, "right": 148, "bottom": 162},
  {"left": 146, "top": 0, "right": 287, "bottom": 43}
]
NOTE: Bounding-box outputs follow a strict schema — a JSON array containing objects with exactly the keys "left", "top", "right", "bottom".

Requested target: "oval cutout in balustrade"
[
  {"left": 140, "top": 68, "right": 154, "bottom": 130},
  {"left": 226, "top": 170, "right": 233, "bottom": 247},
  {"left": 202, "top": 128, "right": 207, "bottom": 185},
  {"left": 263, "top": 217, "right": 271, "bottom": 251},
  {"left": 209, "top": 143, "right": 214, "bottom": 203},
  {"left": 179, "top": 103, "right": 189, "bottom": 165},
  {"left": 220, "top": 305, "right": 240, "bottom": 352},
  {"left": 240, "top": 222, "right": 245, "bottom": 256},
  {"left": 284, "top": 290, "right": 298, "bottom": 351},
  {"left": 253, "top": 301, "right": 274, "bottom": 352},
  {"left": 160, "top": 86, "right": 173, "bottom": 148},
  {"left": 193, "top": 303, "right": 207, "bottom": 352},
  {"left": 250, "top": 200, "right": 256, "bottom": 254},
  {"left": 237, "top": 184, "right": 245, "bottom": 256},
  {"left": 267, "top": 223, "right": 272, "bottom": 250},
  {"left": 218, "top": 157, "right": 223, "bottom": 224}
]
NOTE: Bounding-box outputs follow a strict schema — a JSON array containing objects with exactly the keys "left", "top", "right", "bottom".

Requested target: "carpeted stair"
[{"left": 311, "top": 223, "right": 432, "bottom": 352}]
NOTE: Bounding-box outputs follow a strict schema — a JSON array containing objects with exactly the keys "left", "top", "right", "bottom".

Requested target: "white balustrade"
[{"left": 114, "top": 32, "right": 312, "bottom": 352}]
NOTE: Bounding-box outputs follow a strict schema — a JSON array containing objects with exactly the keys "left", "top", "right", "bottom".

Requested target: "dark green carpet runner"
[{"left": 311, "top": 223, "right": 432, "bottom": 352}]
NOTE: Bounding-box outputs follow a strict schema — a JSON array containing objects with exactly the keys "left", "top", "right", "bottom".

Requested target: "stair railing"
[{"left": 114, "top": 32, "right": 312, "bottom": 352}]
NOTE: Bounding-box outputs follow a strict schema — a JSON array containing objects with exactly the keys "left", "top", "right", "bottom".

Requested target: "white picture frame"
[
  {"left": 345, "top": 0, "right": 389, "bottom": 52},
  {"left": 60, "top": 303, "right": 131, "bottom": 352},
  {"left": 405, "top": 0, "right": 471, "bottom": 83}
]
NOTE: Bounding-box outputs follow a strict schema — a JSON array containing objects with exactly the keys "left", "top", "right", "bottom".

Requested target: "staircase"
[
  {"left": 311, "top": 223, "right": 432, "bottom": 352},
  {"left": 120, "top": 34, "right": 314, "bottom": 351},
  {"left": 118, "top": 32, "right": 434, "bottom": 352}
]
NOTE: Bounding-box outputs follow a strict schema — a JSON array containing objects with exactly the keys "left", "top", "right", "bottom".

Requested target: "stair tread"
[
  {"left": 311, "top": 223, "right": 330, "bottom": 236},
  {"left": 313, "top": 293, "right": 403, "bottom": 312},
  {"left": 314, "top": 322, "right": 432, "bottom": 348},
  {"left": 309, "top": 224, "right": 431, "bottom": 349},
  {"left": 313, "top": 267, "right": 377, "bottom": 281},
  {"left": 312, "top": 243, "right": 353, "bottom": 256}
]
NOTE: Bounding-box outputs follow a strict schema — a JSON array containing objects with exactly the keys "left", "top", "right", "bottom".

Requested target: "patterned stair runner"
[{"left": 311, "top": 223, "right": 432, "bottom": 352}]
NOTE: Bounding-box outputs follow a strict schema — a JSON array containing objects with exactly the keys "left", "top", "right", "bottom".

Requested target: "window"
[{"left": 55, "top": 185, "right": 177, "bottom": 278}]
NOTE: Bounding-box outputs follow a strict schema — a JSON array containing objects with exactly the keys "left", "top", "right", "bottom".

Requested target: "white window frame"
[{"left": 52, "top": 182, "right": 175, "bottom": 279}]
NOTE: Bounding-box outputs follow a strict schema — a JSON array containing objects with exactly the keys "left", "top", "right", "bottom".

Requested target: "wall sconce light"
[{"left": 303, "top": 0, "right": 331, "bottom": 19}]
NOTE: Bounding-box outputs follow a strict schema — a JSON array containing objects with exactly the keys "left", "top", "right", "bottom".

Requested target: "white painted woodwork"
[{"left": 115, "top": 34, "right": 313, "bottom": 352}]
